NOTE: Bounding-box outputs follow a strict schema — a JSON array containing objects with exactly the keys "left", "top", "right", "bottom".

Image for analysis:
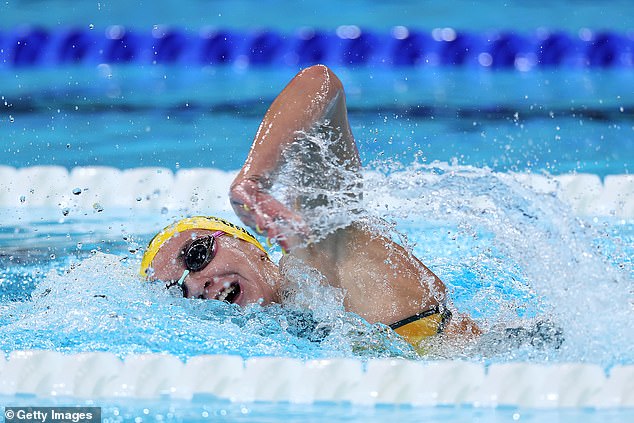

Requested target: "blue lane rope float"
[{"left": 0, "top": 26, "right": 632, "bottom": 69}]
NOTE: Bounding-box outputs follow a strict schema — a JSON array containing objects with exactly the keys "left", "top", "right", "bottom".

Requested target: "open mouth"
[{"left": 215, "top": 282, "right": 241, "bottom": 304}]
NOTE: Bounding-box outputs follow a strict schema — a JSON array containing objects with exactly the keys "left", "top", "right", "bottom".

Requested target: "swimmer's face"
[{"left": 149, "top": 229, "right": 281, "bottom": 306}]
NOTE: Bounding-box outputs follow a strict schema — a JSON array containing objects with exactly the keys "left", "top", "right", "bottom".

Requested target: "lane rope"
[
  {"left": 1, "top": 27, "right": 633, "bottom": 69},
  {"left": 1, "top": 166, "right": 632, "bottom": 218},
  {"left": 0, "top": 351, "right": 632, "bottom": 407}
]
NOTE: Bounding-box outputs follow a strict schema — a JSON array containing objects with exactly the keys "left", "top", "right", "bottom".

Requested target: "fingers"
[
  {"left": 230, "top": 178, "right": 261, "bottom": 229},
  {"left": 259, "top": 203, "right": 309, "bottom": 253},
  {"left": 230, "top": 178, "right": 310, "bottom": 253}
]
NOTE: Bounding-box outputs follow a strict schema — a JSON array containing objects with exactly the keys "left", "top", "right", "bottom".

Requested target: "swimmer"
[{"left": 140, "top": 65, "right": 481, "bottom": 349}]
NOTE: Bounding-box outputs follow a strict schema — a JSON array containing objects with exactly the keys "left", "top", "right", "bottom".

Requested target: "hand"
[{"left": 230, "top": 177, "right": 309, "bottom": 252}]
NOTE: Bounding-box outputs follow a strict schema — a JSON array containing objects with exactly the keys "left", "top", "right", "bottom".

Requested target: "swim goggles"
[
  {"left": 166, "top": 230, "right": 225, "bottom": 293},
  {"left": 139, "top": 216, "right": 267, "bottom": 277}
]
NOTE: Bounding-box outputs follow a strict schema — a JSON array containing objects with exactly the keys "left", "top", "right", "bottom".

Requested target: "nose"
[{"left": 181, "top": 272, "right": 215, "bottom": 299}]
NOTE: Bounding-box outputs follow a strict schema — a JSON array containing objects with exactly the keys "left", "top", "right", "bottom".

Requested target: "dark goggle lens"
[{"left": 183, "top": 236, "right": 215, "bottom": 271}]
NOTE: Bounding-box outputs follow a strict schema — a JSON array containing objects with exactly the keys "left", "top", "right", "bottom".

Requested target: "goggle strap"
[{"left": 177, "top": 269, "right": 189, "bottom": 286}]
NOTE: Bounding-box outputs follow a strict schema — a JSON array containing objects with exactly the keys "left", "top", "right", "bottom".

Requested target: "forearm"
[
  {"left": 229, "top": 65, "right": 359, "bottom": 249},
  {"left": 231, "top": 65, "right": 356, "bottom": 192}
]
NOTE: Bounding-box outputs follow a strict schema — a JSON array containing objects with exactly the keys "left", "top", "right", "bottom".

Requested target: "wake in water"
[
  {"left": 0, "top": 158, "right": 631, "bottom": 366},
  {"left": 0, "top": 252, "right": 416, "bottom": 360},
  {"left": 362, "top": 160, "right": 633, "bottom": 365},
  {"left": 270, "top": 125, "right": 632, "bottom": 365}
]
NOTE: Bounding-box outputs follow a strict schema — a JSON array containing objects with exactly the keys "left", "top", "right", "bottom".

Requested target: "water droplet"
[
  {"left": 89, "top": 24, "right": 95, "bottom": 30},
  {"left": 66, "top": 143, "right": 71, "bottom": 149},
  {"left": 50, "top": 254, "right": 56, "bottom": 259},
  {"left": 76, "top": 242, "right": 83, "bottom": 250},
  {"left": 9, "top": 115, "right": 14, "bottom": 123},
  {"left": 93, "top": 203, "right": 104, "bottom": 212},
  {"left": 161, "top": 207, "right": 169, "bottom": 215},
  {"left": 19, "top": 195, "right": 26, "bottom": 203},
  {"left": 62, "top": 208, "right": 70, "bottom": 216},
  {"left": 72, "top": 187, "right": 82, "bottom": 195}
]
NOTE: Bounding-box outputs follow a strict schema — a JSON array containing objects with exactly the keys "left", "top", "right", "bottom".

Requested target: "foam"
[
  {"left": 1, "top": 166, "right": 632, "bottom": 407},
  {"left": 0, "top": 351, "right": 631, "bottom": 407},
  {"left": 1, "top": 166, "right": 632, "bottom": 217}
]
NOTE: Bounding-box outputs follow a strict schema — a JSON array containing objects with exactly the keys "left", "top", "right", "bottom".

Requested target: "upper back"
[{"left": 287, "top": 222, "right": 448, "bottom": 325}]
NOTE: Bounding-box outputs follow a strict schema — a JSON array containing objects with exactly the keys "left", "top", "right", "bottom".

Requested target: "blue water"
[
  {"left": 1, "top": 57, "right": 634, "bottom": 423},
  {"left": 2, "top": 0, "right": 634, "bottom": 31},
  {"left": 0, "top": 164, "right": 631, "bottom": 364},
  {"left": 1, "top": 395, "right": 634, "bottom": 423},
  {"left": 2, "top": 67, "right": 633, "bottom": 176},
  {"left": 1, "top": 1, "right": 634, "bottom": 422}
]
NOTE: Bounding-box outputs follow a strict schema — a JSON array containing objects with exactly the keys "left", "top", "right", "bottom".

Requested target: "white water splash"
[{"left": 363, "top": 161, "right": 633, "bottom": 365}]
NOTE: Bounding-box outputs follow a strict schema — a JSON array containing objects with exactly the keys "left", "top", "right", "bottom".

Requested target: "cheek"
[
  {"left": 244, "top": 261, "right": 278, "bottom": 300},
  {"left": 260, "top": 260, "right": 280, "bottom": 288},
  {"left": 151, "top": 256, "right": 182, "bottom": 281},
  {"left": 248, "top": 259, "right": 278, "bottom": 291}
]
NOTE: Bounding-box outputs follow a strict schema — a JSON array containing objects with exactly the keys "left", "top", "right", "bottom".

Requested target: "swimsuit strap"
[
  {"left": 389, "top": 305, "right": 440, "bottom": 330},
  {"left": 388, "top": 305, "right": 453, "bottom": 348}
]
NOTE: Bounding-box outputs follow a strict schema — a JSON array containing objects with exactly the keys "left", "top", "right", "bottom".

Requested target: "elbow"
[{"left": 298, "top": 64, "right": 344, "bottom": 94}]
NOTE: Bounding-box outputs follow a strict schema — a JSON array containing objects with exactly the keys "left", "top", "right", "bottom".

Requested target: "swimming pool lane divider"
[
  {"left": 0, "top": 26, "right": 633, "bottom": 69},
  {"left": 0, "top": 350, "right": 632, "bottom": 408},
  {"left": 1, "top": 166, "right": 633, "bottom": 218}
]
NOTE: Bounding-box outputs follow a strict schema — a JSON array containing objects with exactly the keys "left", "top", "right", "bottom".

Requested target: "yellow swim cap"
[{"left": 139, "top": 216, "right": 267, "bottom": 277}]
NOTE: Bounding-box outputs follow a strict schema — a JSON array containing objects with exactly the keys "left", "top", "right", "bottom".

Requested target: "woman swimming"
[{"left": 140, "top": 65, "right": 481, "bottom": 349}]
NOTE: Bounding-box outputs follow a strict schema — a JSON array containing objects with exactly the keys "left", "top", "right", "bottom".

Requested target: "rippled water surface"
[{"left": 1, "top": 165, "right": 632, "bottom": 368}]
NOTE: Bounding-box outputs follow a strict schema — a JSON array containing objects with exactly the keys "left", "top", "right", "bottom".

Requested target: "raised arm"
[{"left": 230, "top": 65, "right": 360, "bottom": 251}]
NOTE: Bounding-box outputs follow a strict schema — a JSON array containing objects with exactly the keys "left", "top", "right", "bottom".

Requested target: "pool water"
[
  {"left": 3, "top": 67, "right": 633, "bottom": 176},
  {"left": 0, "top": 163, "right": 632, "bottom": 362},
  {"left": 3, "top": 0, "right": 634, "bottom": 32},
  {"left": 1, "top": 63, "right": 634, "bottom": 421},
  {"left": 2, "top": 0, "right": 634, "bottom": 419},
  {"left": 1, "top": 395, "right": 633, "bottom": 423}
]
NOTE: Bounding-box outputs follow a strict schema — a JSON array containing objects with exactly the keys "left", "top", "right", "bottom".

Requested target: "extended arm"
[{"left": 230, "top": 65, "right": 360, "bottom": 251}]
